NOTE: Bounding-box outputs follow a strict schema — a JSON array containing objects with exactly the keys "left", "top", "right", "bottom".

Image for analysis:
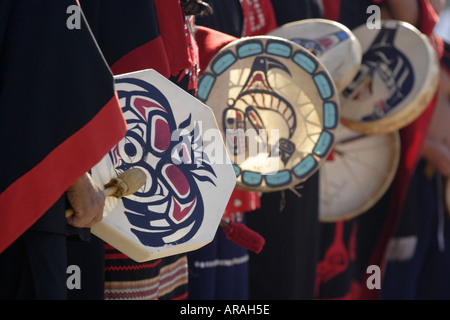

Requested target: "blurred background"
[{"left": 435, "top": 0, "right": 450, "bottom": 41}]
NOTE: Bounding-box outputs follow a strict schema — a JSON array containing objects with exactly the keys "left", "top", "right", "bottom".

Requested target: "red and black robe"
[{"left": 0, "top": 0, "right": 126, "bottom": 255}]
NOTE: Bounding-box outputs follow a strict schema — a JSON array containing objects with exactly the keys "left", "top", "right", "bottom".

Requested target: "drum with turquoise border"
[
  {"left": 197, "top": 36, "right": 339, "bottom": 192},
  {"left": 268, "top": 18, "right": 362, "bottom": 93}
]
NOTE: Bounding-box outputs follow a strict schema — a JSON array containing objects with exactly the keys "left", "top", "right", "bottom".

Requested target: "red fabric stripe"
[
  {"left": 0, "top": 95, "right": 126, "bottom": 254},
  {"left": 418, "top": 0, "right": 440, "bottom": 37},
  {"left": 105, "top": 252, "right": 134, "bottom": 260},
  {"left": 110, "top": 36, "right": 171, "bottom": 77},
  {"left": 105, "top": 260, "right": 162, "bottom": 272},
  {"left": 105, "top": 291, "right": 157, "bottom": 299},
  {"left": 173, "top": 292, "right": 189, "bottom": 300},
  {"left": 154, "top": 0, "right": 191, "bottom": 77},
  {"left": 321, "top": 0, "right": 341, "bottom": 21}
]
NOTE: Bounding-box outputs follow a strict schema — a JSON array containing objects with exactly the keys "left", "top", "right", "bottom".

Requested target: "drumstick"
[{"left": 65, "top": 168, "right": 146, "bottom": 218}]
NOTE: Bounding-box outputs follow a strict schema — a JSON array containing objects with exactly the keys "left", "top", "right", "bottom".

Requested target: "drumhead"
[
  {"left": 90, "top": 69, "right": 236, "bottom": 262},
  {"left": 268, "top": 18, "right": 362, "bottom": 92},
  {"left": 319, "top": 124, "right": 400, "bottom": 222},
  {"left": 340, "top": 20, "right": 439, "bottom": 135},
  {"left": 197, "top": 35, "right": 340, "bottom": 192}
]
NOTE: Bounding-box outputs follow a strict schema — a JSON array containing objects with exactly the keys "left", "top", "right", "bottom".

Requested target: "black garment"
[
  {"left": 195, "top": 0, "right": 244, "bottom": 37},
  {"left": 382, "top": 159, "right": 450, "bottom": 300},
  {"left": 338, "top": 0, "right": 374, "bottom": 30},
  {"left": 0, "top": 0, "right": 124, "bottom": 300},
  {"left": 78, "top": 0, "right": 160, "bottom": 69},
  {"left": 0, "top": 197, "right": 68, "bottom": 300},
  {"left": 67, "top": 235, "right": 106, "bottom": 300},
  {"left": 246, "top": 173, "right": 320, "bottom": 300}
]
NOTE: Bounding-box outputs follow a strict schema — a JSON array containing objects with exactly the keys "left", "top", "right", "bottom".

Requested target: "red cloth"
[
  {"left": 195, "top": 26, "right": 237, "bottom": 75},
  {"left": 321, "top": 0, "right": 341, "bottom": 21},
  {"left": 418, "top": 0, "right": 440, "bottom": 36},
  {"left": 154, "top": 0, "right": 194, "bottom": 77},
  {"left": 240, "top": 0, "right": 277, "bottom": 36}
]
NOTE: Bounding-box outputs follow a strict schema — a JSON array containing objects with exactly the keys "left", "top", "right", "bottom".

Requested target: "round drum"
[
  {"left": 319, "top": 124, "right": 400, "bottom": 222},
  {"left": 197, "top": 35, "right": 340, "bottom": 192},
  {"left": 340, "top": 20, "right": 439, "bottom": 135},
  {"left": 268, "top": 18, "right": 362, "bottom": 92}
]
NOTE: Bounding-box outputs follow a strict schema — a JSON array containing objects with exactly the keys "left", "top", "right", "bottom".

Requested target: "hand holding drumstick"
[{"left": 66, "top": 168, "right": 146, "bottom": 228}]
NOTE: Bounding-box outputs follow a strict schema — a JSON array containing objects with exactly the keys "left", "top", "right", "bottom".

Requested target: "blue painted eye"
[{"left": 124, "top": 142, "right": 137, "bottom": 158}]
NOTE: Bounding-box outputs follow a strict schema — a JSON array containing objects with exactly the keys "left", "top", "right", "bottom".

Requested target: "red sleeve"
[
  {"left": 195, "top": 26, "right": 238, "bottom": 75},
  {"left": 240, "top": 0, "right": 277, "bottom": 36},
  {"left": 418, "top": 0, "right": 440, "bottom": 36},
  {"left": 154, "top": 0, "right": 193, "bottom": 77},
  {"left": 321, "top": 0, "right": 341, "bottom": 21}
]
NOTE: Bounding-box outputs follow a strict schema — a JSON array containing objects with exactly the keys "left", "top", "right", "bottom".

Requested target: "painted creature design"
[
  {"left": 110, "top": 78, "right": 217, "bottom": 247},
  {"left": 342, "top": 25, "right": 414, "bottom": 121},
  {"left": 223, "top": 56, "right": 297, "bottom": 166}
]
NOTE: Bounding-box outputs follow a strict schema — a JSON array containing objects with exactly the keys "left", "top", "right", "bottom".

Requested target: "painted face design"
[
  {"left": 110, "top": 77, "right": 217, "bottom": 247},
  {"left": 342, "top": 27, "right": 414, "bottom": 121}
]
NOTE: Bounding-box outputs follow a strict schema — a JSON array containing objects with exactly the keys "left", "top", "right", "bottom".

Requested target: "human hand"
[{"left": 66, "top": 173, "right": 105, "bottom": 228}]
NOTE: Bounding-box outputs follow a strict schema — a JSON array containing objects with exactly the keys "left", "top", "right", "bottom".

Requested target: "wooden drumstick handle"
[{"left": 65, "top": 168, "right": 146, "bottom": 218}]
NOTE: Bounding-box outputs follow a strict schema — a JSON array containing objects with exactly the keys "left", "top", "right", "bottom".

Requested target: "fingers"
[
  {"left": 66, "top": 172, "right": 106, "bottom": 228},
  {"left": 67, "top": 204, "right": 104, "bottom": 228}
]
